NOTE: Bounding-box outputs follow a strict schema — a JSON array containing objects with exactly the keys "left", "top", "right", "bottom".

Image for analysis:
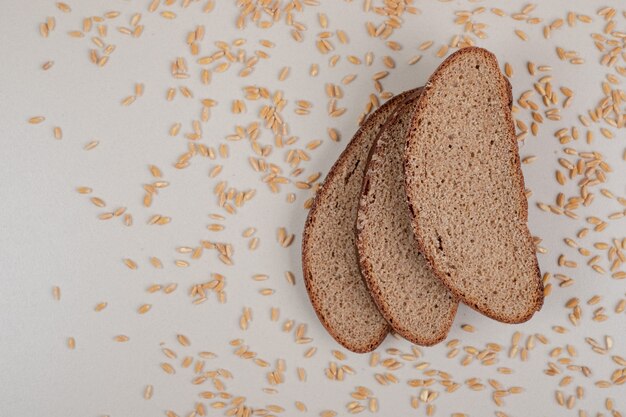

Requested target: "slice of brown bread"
[
  {"left": 404, "top": 47, "right": 543, "bottom": 323},
  {"left": 302, "top": 89, "right": 417, "bottom": 353},
  {"left": 356, "top": 90, "right": 458, "bottom": 346}
]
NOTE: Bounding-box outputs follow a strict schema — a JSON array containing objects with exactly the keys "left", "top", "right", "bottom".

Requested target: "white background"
[{"left": 0, "top": 1, "right": 624, "bottom": 416}]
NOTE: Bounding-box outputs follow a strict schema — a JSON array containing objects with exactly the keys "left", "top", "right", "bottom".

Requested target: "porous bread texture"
[
  {"left": 302, "top": 90, "right": 418, "bottom": 353},
  {"left": 357, "top": 90, "right": 458, "bottom": 345},
  {"left": 404, "top": 47, "right": 543, "bottom": 324}
]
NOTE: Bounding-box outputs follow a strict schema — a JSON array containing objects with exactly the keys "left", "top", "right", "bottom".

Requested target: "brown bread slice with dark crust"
[
  {"left": 302, "top": 90, "right": 417, "bottom": 353},
  {"left": 404, "top": 47, "right": 543, "bottom": 323},
  {"left": 357, "top": 89, "right": 459, "bottom": 345}
]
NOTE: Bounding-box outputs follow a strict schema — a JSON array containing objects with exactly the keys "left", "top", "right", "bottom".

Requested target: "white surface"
[{"left": 0, "top": 1, "right": 624, "bottom": 416}]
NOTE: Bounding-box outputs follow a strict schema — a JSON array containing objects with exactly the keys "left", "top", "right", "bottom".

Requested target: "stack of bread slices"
[{"left": 302, "top": 47, "right": 544, "bottom": 353}]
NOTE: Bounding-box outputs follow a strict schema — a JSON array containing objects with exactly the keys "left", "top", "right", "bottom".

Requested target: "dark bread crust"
[
  {"left": 403, "top": 47, "right": 543, "bottom": 324},
  {"left": 356, "top": 89, "right": 459, "bottom": 346},
  {"left": 302, "top": 91, "right": 415, "bottom": 353}
]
